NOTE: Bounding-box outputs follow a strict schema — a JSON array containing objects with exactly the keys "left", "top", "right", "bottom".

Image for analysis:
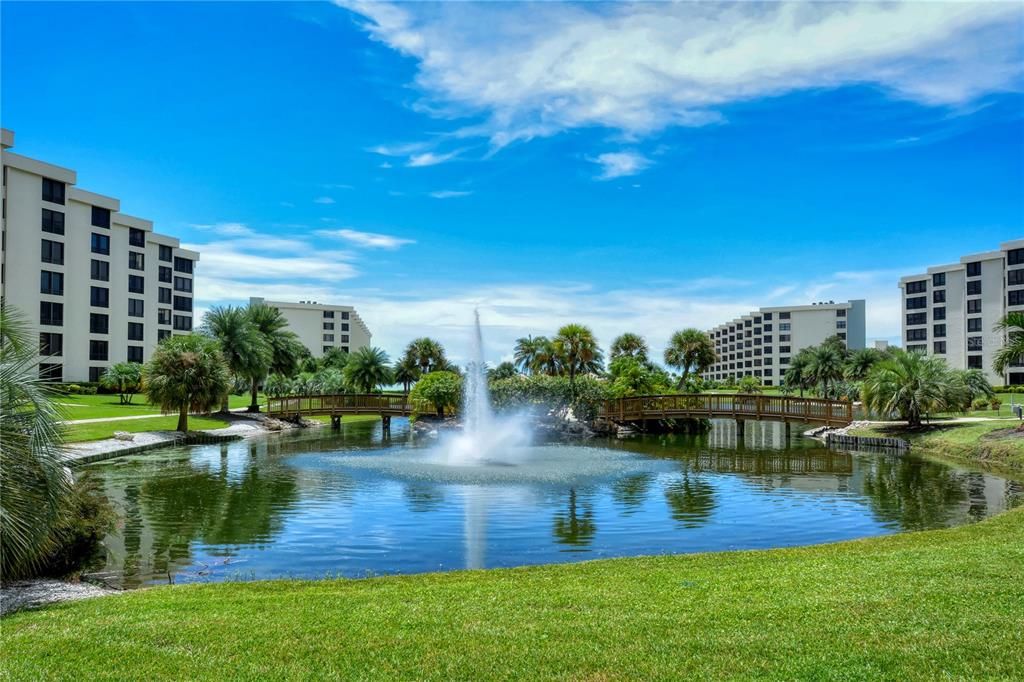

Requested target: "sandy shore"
[{"left": 1, "top": 580, "right": 119, "bottom": 616}]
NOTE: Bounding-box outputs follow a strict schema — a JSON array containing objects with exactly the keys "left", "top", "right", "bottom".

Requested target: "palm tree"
[
  {"left": 0, "top": 304, "right": 71, "bottom": 578},
  {"left": 201, "top": 305, "right": 271, "bottom": 412},
  {"left": 247, "top": 303, "right": 305, "bottom": 412},
  {"left": 488, "top": 361, "right": 518, "bottom": 381},
  {"left": 610, "top": 333, "right": 649, "bottom": 362},
  {"left": 320, "top": 347, "right": 350, "bottom": 371},
  {"left": 344, "top": 347, "right": 393, "bottom": 393},
  {"left": 392, "top": 356, "right": 421, "bottom": 395},
  {"left": 663, "top": 329, "right": 716, "bottom": 388},
  {"left": 784, "top": 348, "right": 813, "bottom": 397},
  {"left": 99, "top": 362, "right": 144, "bottom": 405},
  {"left": 553, "top": 323, "right": 603, "bottom": 395},
  {"left": 144, "top": 334, "right": 230, "bottom": 432},
  {"left": 993, "top": 312, "right": 1024, "bottom": 377},
  {"left": 403, "top": 337, "right": 447, "bottom": 375},
  {"left": 805, "top": 344, "right": 845, "bottom": 397},
  {"left": 513, "top": 335, "right": 547, "bottom": 374},
  {"left": 534, "top": 337, "right": 563, "bottom": 376},
  {"left": 861, "top": 349, "right": 954, "bottom": 428},
  {"left": 844, "top": 347, "right": 883, "bottom": 381}
]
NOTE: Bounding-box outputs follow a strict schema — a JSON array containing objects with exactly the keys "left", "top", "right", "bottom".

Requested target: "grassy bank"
[
  {"left": 4, "top": 509, "right": 1022, "bottom": 680},
  {"left": 64, "top": 416, "right": 232, "bottom": 443},
  {"left": 58, "top": 393, "right": 262, "bottom": 420},
  {"left": 850, "top": 420, "right": 1024, "bottom": 473}
]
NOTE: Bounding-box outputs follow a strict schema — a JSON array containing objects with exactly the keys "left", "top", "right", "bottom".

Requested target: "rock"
[
  {"left": 113, "top": 431, "right": 134, "bottom": 442},
  {"left": 616, "top": 425, "right": 637, "bottom": 438}
]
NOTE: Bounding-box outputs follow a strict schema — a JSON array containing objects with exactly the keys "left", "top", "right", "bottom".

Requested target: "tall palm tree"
[
  {"left": 392, "top": 356, "right": 421, "bottom": 395},
  {"left": 144, "top": 334, "right": 230, "bottom": 432},
  {"left": 553, "top": 323, "right": 603, "bottom": 395},
  {"left": 201, "top": 305, "right": 271, "bottom": 412},
  {"left": 610, "top": 333, "right": 649, "bottom": 362},
  {"left": 0, "top": 304, "right": 71, "bottom": 578},
  {"left": 533, "top": 337, "right": 562, "bottom": 376},
  {"left": 513, "top": 335, "right": 547, "bottom": 374},
  {"left": 663, "top": 329, "right": 717, "bottom": 388},
  {"left": 844, "top": 347, "right": 883, "bottom": 381},
  {"left": 805, "top": 344, "right": 845, "bottom": 397},
  {"left": 344, "top": 347, "right": 393, "bottom": 393},
  {"left": 403, "top": 337, "right": 447, "bottom": 375},
  {"left": 247, "top": 303, "right": 305, "bottom": 412},
  {"left": 861, "top": 349, "right": 955, "bottom": 428},
  {"left": 993, "top": 311, "right": 1024, "bottom": 376},
  {"left": 488, "top": 361, "right": 518, "bottom": 381},
  {"left": 784, "top": 348, "right": 813, "bottom": 397}
]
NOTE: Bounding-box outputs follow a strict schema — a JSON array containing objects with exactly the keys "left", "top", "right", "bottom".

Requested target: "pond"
[{"left": 81, "top": 419, "right": 1024, "bottom": 589}]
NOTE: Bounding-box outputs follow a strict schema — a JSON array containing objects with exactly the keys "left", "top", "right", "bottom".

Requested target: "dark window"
[
  {"left": 340, "top": 335, "right": 350, "bottom": 343},
  {"left": 905, "top": 280, "right": 927, "bottom": 294},
  {"left": 129, "top": 228, "right": 146, "bottom": 247},
  {"left": 128, "top": 322, "right": 144, "bottom": 341},
  {"left": 40, "top": 239, "right": 64, "bottom": 265},
  {"left": 158, "top": 308, "right": 172, "bottom": 325},
  {"left": 341, "top": 311, "right": 349, "bottom": 320},
  {"left": 906, "top": 312, "right": 927, "bottom": 326},
  {"left": 778, "top": 312, "right": 790, "bottom": 320},
  {"left": 157, "top": 329, "right": 171, "bottom": 342},
  {"left": 91, "top": 233, "right": 110, "bottom": 255},
  {"left": 906, "top": 329, "right": 927, "bottom": 342},
  {"left": 968, "top": 337, "right": 983, "bottom": 351},
  {"left": 91, "top": 206, "right": 111, "bottom": 228},
  {"left": 90, "top": 287, "right": 109, "bottom": 308},
  {"left": 967, "top": 318, "right": 982, "bottom": 332},
  {"left": 159, "top": 245, "right": 173, "bottom": 262},
  {"left": 129, "top": 251, "right": 145, "bottom": 271},
  {"left": 967, "top": 299, "right": 982, "bottom": 314},
  {"left": 89, "top": 340, "right": 109, "bottom": 361},
  {"left": 906, "top": 296, "right": 927, "bottom": 310},
  {"left": 41, "top": 209, "right": 65, "bottom": 235},
  {"left": 1010, "top": 290, "right": 1024, "bottom": 307},
  {"left": 158, "top": 266, "right": 172, "bottom": 283},
  {"left": 40, "top": 301, "right": 63, "bottom": 326},
  {"left": 933, "top": 341, "right": 946, "bottom": 354},
  {"left": 932, "top": 272, "right": 946, "bottom": 286},
  {"left": 933, "top": 307, "right": 946, "bottom": 321},
  {"left": 779, "top": 346, "right": 791, "bottom": 354},
  {"left": 89, "top": 367, "right": 104, "bottom": 383},
  {"left": 173, "top": 315, "right": 192, "bottom": 331},
  {"left": 323, "top": 311, "right": 334, "bottom": 318},
  {"left": 341, "top": 323, "right": 349, "bottom": 332},
  {"left": 90, "top": 313, "right": 109, "bottom": 334},
  {"left": 128, "top": 299, "right": 145, "bottom": 318},
  {"left": 780, "top": 357, "right": 789, "bottom": 365},
  {"left": 39, "top": 332, "right": 63, "bottom": 357},
  {"left": 780, "top": 334, "right": 791, "bottom": 342},
  {"left": 1008, "top": 249, "right": 1024, "bottom": 266},
  {"left": 127, "top": 346, "right": 144, "bottom": 363},
  {"left": 932, "top": 289, "right": 946, "bottom": 304},
  {"left": 933, "top": 324, "right": 946, "bottom": 338},
  {"left": 173, "top": 276, "right": 192, "bottom": 293},
  {"left": 323, "top": 334, "right": 334, "bottom": 342},
  {"left": 159, "top": 287, "right": 172, "bottom": 304},
  {"left": 323, "top": 322, "right": 334, "bottom": 330},
  {"left": 128, "top": 275, "right": 145, "bottom": 294},
  {"left": 91, "top": 259, "right": 110, "bottom": 281},
  {"left": 967, "top": 280, "right": 982, "bottom": 296},
  {"left": 836, "top": 309, "right": 846, "bottom": 318},
  {"left": 968, "top": 356, "right": 983, "bottom": 369},
  {"left": 174, "top": 257, "right": 193, "bottom": 274},
  {"left": 1008, "top": 268, "right": 1024, "bottom": 286},
  {"left": 966, "top": 262, "right": 981, "bottom": 277},
  {"left": 40, "top": 270, "right": 63, "bottom": 295},
  {"left": 42, "top": 178, "right": 65, "bottom": 205},
  {"left": 763, "top": 312, "right": 773, "bottom": 321},
  {"left": 38, "top": 363, "right": 62, "bottom": 382},
  {"left": 173, "top": 296, "right": 192, "bottom": 312}
]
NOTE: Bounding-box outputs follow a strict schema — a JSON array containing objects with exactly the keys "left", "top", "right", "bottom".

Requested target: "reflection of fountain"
[
  {"left": 437, "top": 310, "right": 530, "bottom": 466},
  {"left": 463, "top": 488, "right": 487, "bottom": 569}
]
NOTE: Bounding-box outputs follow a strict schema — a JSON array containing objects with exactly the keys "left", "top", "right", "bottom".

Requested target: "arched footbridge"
[
  {"left": 599, "top": 394, "right": 853, "bottom": 428},
  {"left": 266, "top": 394, "right": 414, "bottom": 429}
]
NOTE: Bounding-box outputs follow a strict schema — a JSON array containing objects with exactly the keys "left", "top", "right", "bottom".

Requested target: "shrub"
[
  {"left": 100, "top": 362, "right": 144, "bottom": 405},
  {"left": 36, "top": 473, "right": 115, "bottom": 577},
  {"left": 488, "top": 374, "right": 610, "bottom": 422},
  {"left": 972, "top": 397, "right": 991, "bottom": 411},
  {"left": 989, "top": 397, "right": 1002, "bottom": 411},
  {"left": 737, "top": 376, "right": 763, "bottom": 394},
  {"left": 410, "top": 371, "right": 462, "bottom": 418}
]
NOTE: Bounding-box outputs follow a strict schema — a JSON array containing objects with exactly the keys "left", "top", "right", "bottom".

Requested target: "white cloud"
[
  {"left": 342, "top": 1, "right": 1023, "bottom": 146},
  {"left": 428, "top": 190, "right": 472, "bottom": 199},
  {"left": 379, "top": 161, "right": 393, "bottom": 169},
  {"left": 191, "top": 222, "right": 255, "bottom": 237},
  {"left": 591, "top": 151, "right": 651, "bottom": 180},
  {"left": 315, "top": 228, "right": 415, "bottom": 249},
  {"left": 406, "top": 150, "right": 461, "bottom": 167},
  {"left": 314, "top": 196, "right": 337, "bottom": 204},
  {"left": 186, "top": 242, "right": 357, "bottom": 282}
]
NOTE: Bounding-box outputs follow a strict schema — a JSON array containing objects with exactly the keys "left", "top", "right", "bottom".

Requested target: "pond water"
[{"left": 81, "top": 419, "right": 1023, "bottom": 589}]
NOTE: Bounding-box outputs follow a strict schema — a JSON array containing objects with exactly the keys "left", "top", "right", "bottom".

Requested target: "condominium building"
[
  {"left": 702, "top": 300, "right": 867, "bottom": 386},
  {"left": 249, "top": 297, "right": 371, "bottom": 357},
  {"left": 0, "top": 129, "right": 198, "bottom": 383},
  {"left": 898, "top": 240, "right": 1024, "bottom": 385}
]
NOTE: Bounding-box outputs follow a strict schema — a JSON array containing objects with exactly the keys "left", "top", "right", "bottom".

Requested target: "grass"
[
  {"left": 63, "top": 416, "right": 231, "bottom": 443},
  {"left": 57, "top": 393, "right": 263, "bottom": 420},
  {"left": 850, "top": 420, "right": 1024, "bottom": 473},
  {"left": 3, "top": 508, "right": 1022, "bottom": 680}
]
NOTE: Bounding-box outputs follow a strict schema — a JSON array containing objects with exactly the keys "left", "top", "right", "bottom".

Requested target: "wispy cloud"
[
  {"left": 314, "top": 196, "right": 336, "bottom": 205},
  {"left": 591, "top": 151, "right": 651, "bottom": 180},
  {"left": 315, "top": 228, "right": 415, "bottom": 249},
  {"left": 407, "top": 150, "right": 461, "bottom": 167},
  {"left": 191, "top": 222, "right": 255, "bottom": 237},
  {"left": 428, "top": 190, "right": 472, "bottom": 199}
]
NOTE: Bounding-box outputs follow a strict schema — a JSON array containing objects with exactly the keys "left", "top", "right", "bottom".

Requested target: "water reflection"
[{"left": 664, "top": 473, "right": 716, "bottom": 528}]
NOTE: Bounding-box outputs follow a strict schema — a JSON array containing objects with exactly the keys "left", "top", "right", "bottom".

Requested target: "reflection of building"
[
  {"left": 0, "top": 128, "right": 198, "bottom": 382},
  {"left": 249, "top": 297, "right": 371, "bottom": 358}
]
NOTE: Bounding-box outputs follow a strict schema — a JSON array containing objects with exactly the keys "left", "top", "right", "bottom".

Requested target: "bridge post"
[
  {"left": 330, "top": 415, "right": 341, "bottom": 430},
  {"left": 736, "top": 419, "right": 745, "bottom": 440},
  {"left": 382, "top": 415, "right": 392, "bottom": 433},
  {"left": 784, "top": 421, "right": 791, "bottom": 440}
]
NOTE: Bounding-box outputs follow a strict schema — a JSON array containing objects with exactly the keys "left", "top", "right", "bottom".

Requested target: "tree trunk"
[
  {"left": 220, "top": 391, "right": 230, "bottom": 414},
  {"left": 248, "top": 380, "right": 261, "bottom": 413},
  {"left": 177, "top": 405, "right": 189, "bottom": 432}
]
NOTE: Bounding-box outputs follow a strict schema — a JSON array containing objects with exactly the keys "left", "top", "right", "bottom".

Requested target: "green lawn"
[
  {"left": 64, "top": 416, "right": 231, "bottom": 443},
  {"left": 3, "top": 508, "right": 1022, "bottom": 679},
  {"left": 850, "top": 420, "right": 1024, "bottom": 473},
  {"left": 57, "top": 393, "right": 262, "bottom": 420}
]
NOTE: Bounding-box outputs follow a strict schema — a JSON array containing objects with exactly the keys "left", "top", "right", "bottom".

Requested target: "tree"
[
  {"left": 144, "top": 334, "right": 230, "bottom": 432},
  {"left": 861, "top": 349, "right": 957, "bottom": 428},
  {"left": 247, "top": 303, "right": 305, "bottom": 412},
  {"left": 343, "top": 347, "right": 393, "bottom": 393},
  {"left": 663, "top": 329, "right": 716, "bottom": 388},
  {"left": 320, "top": 347, "right": 350, "bottom": 371},
  {"left": 608, "top": 356, "right": 656, "bottom": 397},
  {"left": 737, "top": 375, "right": 763, "bottom": 394},
  {"left": 609, "top": 333, "right": 649, "bottom": 362},
  {"left": 410, "top": 370, "right": 462, "bottom": 418},
  {"left": 201, "top": 305, "right": 271, "bottom": 412},
  {"left": 392, "top": 356, "right": 421, "bottom": 395},
  {"left": 553, "top": 323, "right": 603, "bottom": 395},
  {"left": 533, "top": 337, "right": 563, "bottom": 376},
  {"left": 784, "top": 348, "right": 813, "bottom": 397},
  {"left": 403, "top": 337, "right": 447, "bottom": 375},
  {"left": 844, "top": 347, "right": 884, "bottom": 381},
  {"left": 488, "top": 361, "right": 519, "bottom": 381},
  {"left": 993, "top": 311, "right": 1024, "bottom": 377},
  {"left": 513, "top": 335, "right": 546, "bottom": 375},
  {"left": 100, "top": 362, "right": 144, "bottom": 405},
  {"left": 805, "top": 343, "right": 846, "bottom": 397}
]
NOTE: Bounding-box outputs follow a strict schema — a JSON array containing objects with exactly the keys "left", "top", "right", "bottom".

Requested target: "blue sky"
[{"left": 3, "top": 1, "right": 1023, "bottom": 364}]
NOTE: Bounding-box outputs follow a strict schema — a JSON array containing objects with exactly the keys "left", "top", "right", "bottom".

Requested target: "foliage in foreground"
[
  {"left": 4, "top": 508, "right": 1022, "bottom": 680},
  {"left": 409, "top": 371, "right": 462, "bottom": 417}
]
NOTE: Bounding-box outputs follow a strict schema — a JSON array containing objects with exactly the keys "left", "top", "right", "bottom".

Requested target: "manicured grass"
[
  {"left": 63, "top": 416, "right": 231, "bottom": 443},
  {"left": 851, "top": 420, "right": 1024, "bottom": 473},
  {"left": 4, "top": 508, "right": 1022, "bottom": 679},
  {"left": 57, "top": 393, "right": 263, "bottom": 420}
]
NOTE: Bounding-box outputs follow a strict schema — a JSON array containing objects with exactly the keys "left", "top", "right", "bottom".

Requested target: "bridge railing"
[
  {"left": 599, "top": 394, "right": 852, "bottom": 425},
  {"left": 266, "top": 393, "right": 413, "bottom": 416}
]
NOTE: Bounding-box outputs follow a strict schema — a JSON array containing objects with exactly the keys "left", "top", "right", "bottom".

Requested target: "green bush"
[
  {"left": 488, "top": 374, "right": 611, "bottom": 422},
  {"left": 410, "top": 371, "right": 462, "bottom": 418},
  {"left": 989, "top": 397, "right": 1002, "bottom": 410},
  {"left": 37, "top": 473, "right": 115, "bottom": 578},
  {"left": 972, "top": 397, "right": 990, "bottom": 411}
]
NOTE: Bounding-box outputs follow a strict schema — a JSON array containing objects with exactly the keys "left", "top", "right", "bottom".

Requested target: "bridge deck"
[
  {"left": 266, "top": 394, "right": 413, "bottom": 418},
  {"left": 600, "top": 394, "right": 852, "bottom": 426}
]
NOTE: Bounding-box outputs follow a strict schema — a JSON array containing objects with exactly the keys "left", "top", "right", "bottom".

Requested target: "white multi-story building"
[
  {"left": 249, "top": 297, "right": 371, "bottom": 358},
  {"left": 899, "top": 240, "right": 1024, "bottom": 385},
  {"left": 703, "top": 300, "right": 866, "bottom": 386},
  {"left": 0, "top": 128, "right": 198, "bottom": 383}
]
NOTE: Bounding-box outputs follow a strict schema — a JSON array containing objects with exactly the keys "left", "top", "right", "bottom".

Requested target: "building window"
[
  {"left": 933, "top": 341, "right": 946, "bottom": 354},
  {"left": 1008, "top": 249, "right": 1024, "bottom": 267},
  {"left": 779, "top": 323, "right": 791, "bottom": 331},
  {"left": 933, "top": 324, "right": 946, "bottom": 338},
  {"left": 907, "top": 345, "right": 927, "bottom": 353},
  {"left": 127, "top": 346, "right": 144, "bottom": 363},
  {"left": 40, "top": 301, "right": 63, "bottom": 326},
  {"left": 91, "top": 233, "right": 110, "bottom": 255},
  {"left": 157, "top": 329, "right": 171, "bottom": 342},
  {"left": 967, "top": 356, "right": 983, "bottom": 369},
  {"left": 90, "top": 313, "right": 109, "bottom": 334},
  {"left": 89, "top": 340, "right": 109, "bottom": 361},
  {"left": 159, "top": 244, "right": 173, "bottom": 262},
  {"left": 836, "top": 309, "right": 846, "bottom": 318},
  {"left": 323, "top": 334, "right": 334, "bottom": 342},
  {"left": 1010, "top": 290, "right": 1024, "bottom": 307},
  {"left": 174, "top": 257, "right": 193, "bottom": 274},
  {"left": 906, "top": 296, "right": 927, "bottom": 310},
  {"left": 91, "top": 206, "right": 111, "bottom": 228},
  {"left": 42, "top": 178, "right": 65, "bottom": 205},
  {"left": 966, "top": 262, "right": 981, "bottom": 277},
  {"left": 91, "top": 259, "right": 110, "bottom": 281},
  {"left": 38, "top": 364, "right": 62, "bottom": 382},
  {"left": 173, "top": 296, "right": 192, "bottom": 312},
  {"left": 173, "top": 315, "right": 192, "bottom": 331},
  {"left": 906, "top": 312, "right": 927, "bottom": 326},
  {"left": 128, "top": 299, "right": 145, "bottom": 318},
  {"left": 91, "top": 287, "right": 109, "bottom": 308},
  {"left": 41, "top": 239, "right": 64, "bottom": 265},
  {"left": 89, "top": 367, "right": 105, "bottom": 383},
  {"left": 933, "top": 307, "right": 946, "bottom": 321},
  {"left": 763, "top": 346, "right": 773, "bottom": 354},
  {"left": 129, "top": 251, "right": 145, "bottom": 271},
  {"left": 779, "top": 346, "right": 791, "bottom": 354},
  {"left": 341, "top": 311, "right": 349, "bottom": 320},
  {"left": 39, "top": 332, "right": 63, "bottom": 357},
  {"left": 40, "top": 270, "right": 64, "bottom": 295},
  {"left": 905, "top": 280, "right": 927, "bottom": 294},
  {"left": 1008, "top": 269, "right": 1024, "bottom": 286},
  {"left": 932, "top": 289, "right": 946, "bottom": 304},
  {"left": 159, "top": 266, "right": 173, "bottom": 283},
  {"left": 323, "top": 311, "right": 335, "bottom": 318},
  {"left": 173, "top": 276, "right": 192, "bottom": 293},
  {"left": 780, "top": 356, "right": 790, "bottom": 365},
  {"left": 932, "top": 272, "right": 946, "bottom": 286},
  {"left": 906, "top": 329, "right": 927, "bottom": 342},
  {"left": 340, "top": 335, "right": 350, "bottom": 343},
  {"left": 967, "top": 299, "right": 982, "bottom": 314},
  {"left": 128, "top": 322, "right": 144, "bottom": 341},
  {"left": 41, "top": 208, "right": 65, "bottom": 235},
  {"left": 158, "top": 308, "right": 172, "bottom": 325},
  {"left": 779, "top": 334, "right": 791, "bottom": 342},
  {"left": 968, "top": 337, "right": 983, "bottom": 351},
  {"left": 967, "top": 318, "right": 982, "bottom": 332},
  {"left": 966, "top": 280, "right": 982, "bottom": 296},
  {"left": 159, "top": 287, "right": 172, "bottom": 304},
  {"left": 129, "top": 228, "right": 146, "bottom": 248},
  {"left": 836, "top": 320, "right": 847, "bottom": 329},
  {"left": 323, "top": 322, "right": 334, "bottom": 330},
  {"left": 128, "top": 275, "right": 145, "bottom": 294}
]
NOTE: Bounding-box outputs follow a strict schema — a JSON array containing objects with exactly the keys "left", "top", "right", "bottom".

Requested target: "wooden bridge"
[
  {"left": 600, "top": 394, "right": 853, "bottom": 428},
  {"left": 266, "top": 394, "right": 413, "bottom": 429}
]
